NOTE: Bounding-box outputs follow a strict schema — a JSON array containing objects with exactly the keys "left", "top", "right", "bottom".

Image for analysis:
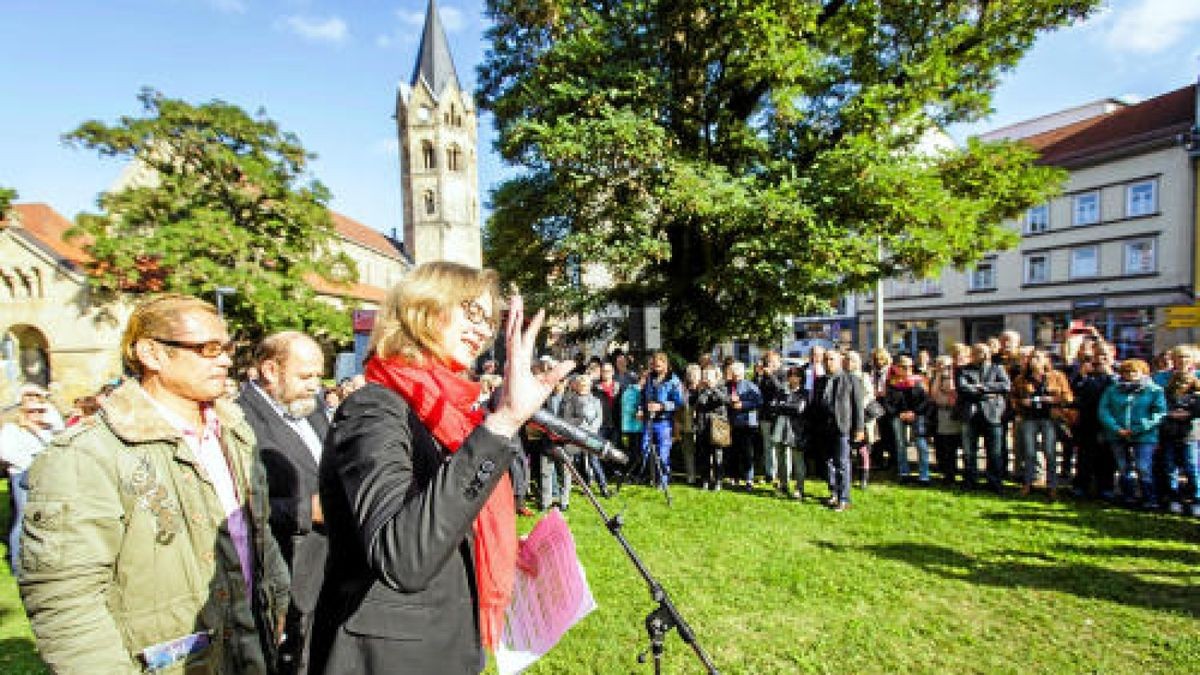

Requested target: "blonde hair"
[
  {"left": 368, "top": 262, "right": 500, "bottom": 365},
  {"left": 122, "top": 294, "right": 219, "bottom": 378}
]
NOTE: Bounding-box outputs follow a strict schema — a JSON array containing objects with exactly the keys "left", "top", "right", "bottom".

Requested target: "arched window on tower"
[
  {"left": 447, "top": 144, "right": 462, "bottom": 172},
  {"left": 423, "top": 190, "right": 437, "bottom": 216},
  {"left": 421, "top": 141, "right": 437, "bottom": 170}
]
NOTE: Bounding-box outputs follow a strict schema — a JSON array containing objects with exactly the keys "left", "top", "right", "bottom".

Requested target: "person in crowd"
[
  {"left": 1011, "top": 349, "right": 1073, "bottom": 501},
  {"left": 236, "top": 331, "right": 329, "bottom": 674},
  {"left": 0, "top": 385, "right": 60, "bottom": 575},
  {"left": 915, "top": 349, "right": 933, "bottom": 379},
  {"left": 1157, "top": 345, "right": 1200, "bottom": 515},
  {"left": 613, "top": 351, "right": 638, "bottom": 387},
  {"left": 756, "top": 351, "right": 787, "bottom": 487},
  {"left": 20, "top": 294, "right": 290, "bottom": 673},
  {"left": 1072, "top": 344, "right": 1118, "bottom": 498},
  {"left": 955, "top": 343, "right": 1011, "bottom": 493},
  {"left": 725, "top": 361, "right": 763, "bottom": 491},
  {"left": 693, "top": 365, "right": 730, "bottom": 490},
  {"left": 310, "top": 262, "right": 573, "bottom": 674},
  {"left": 811, "top": 351, "right": 865, "bottom": 511},
  {"left": 620, "top": 366, "right": 646, "bottom": 456},
  {"left": 884, "top": 354, "right": 931, "bottom": 485},
  {"left": 1098, "top": 358, "right": 1166, "bottom": 508},
  {"left": 929, "top": 355, "right": 962, "bottom": 485},
  {"left": 868, "top": 347, "right": 895, "bottom": 469},
  {"left": 539, "top": 377, "right": 571, "bottom": 510},
  {"left": 678, "top": 363, "right": 702, "bottom": 485},
  {"left": 594, "top": 361, "right": 622, "bottom": 443},
  {"left": 322, "top": 387, "right": 342, "bottom": 416},
  {"left": 640, "top": 351, "right": 686, "bottom": 488},
  {"left": 995, "top": 330, "right": 1024, "bottom": 481},
  {"left": 844, "top": 350, "right": 876, "bottom": 487},
  {"left": 562, "top": 373, "right": 610, "bottom": 497},
  {"left": 771, "top": 366, "right": 809, "bottom": 499}
]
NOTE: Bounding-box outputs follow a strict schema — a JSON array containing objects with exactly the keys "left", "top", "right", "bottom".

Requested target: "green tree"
[
  {"left": 66, "top": 88, "right": 356, "bottom": 343},
  {"left": 479, "top": 0, "right": 1097, "bottom": 356},
  {"left": 0, "top": 186, "right": 16, "bottom": 215}
]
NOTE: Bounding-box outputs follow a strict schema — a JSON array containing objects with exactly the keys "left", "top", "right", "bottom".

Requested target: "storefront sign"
[{"left": 1072, "top": 298, "right": 1105, "bottom": 310}]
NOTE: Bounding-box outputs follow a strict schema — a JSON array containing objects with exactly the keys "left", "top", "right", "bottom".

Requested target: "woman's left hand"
[{"left": 483, "top": 294, "right": 575, "bottom": 438}]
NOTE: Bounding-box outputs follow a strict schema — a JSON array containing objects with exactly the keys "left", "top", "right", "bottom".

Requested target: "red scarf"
[{"left": 365, "top": 355, "right": 516, "bottom": 651}]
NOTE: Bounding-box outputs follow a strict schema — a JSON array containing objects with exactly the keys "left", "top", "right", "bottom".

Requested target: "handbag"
[{"left": 708, "top": 413, "right": 732, "bottom": 447}]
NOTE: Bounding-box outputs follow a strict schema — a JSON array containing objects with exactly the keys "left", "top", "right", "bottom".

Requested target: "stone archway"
[{"left": 2, "top": 323, "right": 50, "bottom": 390}]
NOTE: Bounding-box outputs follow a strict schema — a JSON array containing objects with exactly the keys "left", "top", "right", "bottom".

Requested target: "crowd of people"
[
  {"left": 1, "top": 268, "right": 1197, "bottom": 673},
  {"left": 486, "top": 328, "right": 1199, "bottom": 518}
]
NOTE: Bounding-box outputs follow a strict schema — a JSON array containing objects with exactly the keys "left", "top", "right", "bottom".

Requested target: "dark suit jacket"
[
  {"left": 955, "top": 363, "right": 1012, "bottom": 425},
  {"left": 812, "top": 371, "right": 865, "bottom": 437},
  {"left": 237, "top": 384, "right": 330, "bottom": 613},
  {"left": 309, "top": 384, "right": 518, "bottom": 675}
]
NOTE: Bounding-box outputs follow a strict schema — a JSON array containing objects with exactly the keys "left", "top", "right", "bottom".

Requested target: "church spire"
[{"left": 411, "top": 0, "right": 460, "bottom": 98}]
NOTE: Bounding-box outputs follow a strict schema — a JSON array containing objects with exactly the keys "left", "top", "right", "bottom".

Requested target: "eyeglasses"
[
  {"left": 461, "top": 300, "right": 494, "bottom": 327},
  {"left": 153, "top": 337, "right": 235, "bottom": 358}
]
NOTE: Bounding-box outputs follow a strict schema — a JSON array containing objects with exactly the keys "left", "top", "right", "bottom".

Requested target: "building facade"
[
  {"left": 395, "top": 0, "right": 481, "bottom": 268},
  {"left": 858, "top": 81, "right": 1200, "bottom": 360}
]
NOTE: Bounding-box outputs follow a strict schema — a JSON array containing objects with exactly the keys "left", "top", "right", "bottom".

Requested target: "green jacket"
[{"left": 19, "top": 381, "right": 290, "bottom": 674}]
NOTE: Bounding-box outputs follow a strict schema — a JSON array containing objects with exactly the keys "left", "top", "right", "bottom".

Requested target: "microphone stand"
[{"left": 548, "top": 445, "right": 719, "bottom": 674}]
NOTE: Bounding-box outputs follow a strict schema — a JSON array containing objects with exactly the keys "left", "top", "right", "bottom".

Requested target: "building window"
[
  {"left": 1072, "top": 192, "right": 1099, "bottom": 226},
  {"left": 1025, "top": 254, "right": 1050, "bottom": 284},
  {"left": 1069, "top": 246, "right": 1098, "bottom": 279},
  {"left": 447, "top": 144, "right": 462, "bottom": 172},
  {"left": 968, "top": 262, "right": 995, "bottom": 290},
  {"left": 1127, "top": 180, "right": 1157, "bottom": 217},
  {"left": 421, "top": 141, "right": 436, "bottom": 170},
  {"left": 423, "top": 190, "right": 436, "bottom": 215},
  {"left": 1025, "top": 204, "right": 1049, "bottom": 234},
  {"left": 1124, "top": 239, "right": 1155, "bottom": 274}
]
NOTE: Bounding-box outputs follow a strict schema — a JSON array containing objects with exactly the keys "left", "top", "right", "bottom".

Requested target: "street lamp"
[{"left": 214, "top": 286, "right": 236, "bottom": 318}]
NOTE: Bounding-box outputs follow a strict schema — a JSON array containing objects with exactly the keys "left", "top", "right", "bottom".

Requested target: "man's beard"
[{"left": 282, "top": 393, "right": 317, "bottom": 418}]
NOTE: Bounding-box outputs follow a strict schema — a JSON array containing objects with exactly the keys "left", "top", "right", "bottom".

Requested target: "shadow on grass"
[
  {"left": 980, "top": 503, "right": 1200, "bottom": 544},
  {"left": 851, "top": 541, "right": 1199, "bottom": 618}
]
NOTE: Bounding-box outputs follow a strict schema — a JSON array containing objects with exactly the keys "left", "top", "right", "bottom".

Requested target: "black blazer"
[
  {"left": 955, "top": 363, "right": 1012, "bottom": 425},
  {"left": 236, "top": 384, "right": 330, "bottom": 613},
  {"left": 812, "top": 371, "right": 865, "bottom": 437},
  {"left": 309, "top": 384, "right": 518, "bottom": 675}
]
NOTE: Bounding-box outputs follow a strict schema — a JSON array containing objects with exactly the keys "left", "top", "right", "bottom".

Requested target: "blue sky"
[{"left": 2, "top": 0, "right": 1198, "bottom": 237}]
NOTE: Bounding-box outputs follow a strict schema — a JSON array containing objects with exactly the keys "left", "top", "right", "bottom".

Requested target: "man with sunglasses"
[{"left": 20, "top": 293, "right": 290, "bottom": 674}]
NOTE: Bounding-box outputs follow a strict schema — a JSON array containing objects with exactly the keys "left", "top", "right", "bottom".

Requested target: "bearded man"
[{"left": 237, "top": 331, "right": 329, "bottom": 674}]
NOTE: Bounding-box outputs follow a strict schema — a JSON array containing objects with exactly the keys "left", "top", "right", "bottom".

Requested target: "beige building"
[
  {"left": 395, "top": 0, "right": 481, "bottom": 268},
  {"left": 859, "top": 81, "right": 1200, "bottom": 360}
]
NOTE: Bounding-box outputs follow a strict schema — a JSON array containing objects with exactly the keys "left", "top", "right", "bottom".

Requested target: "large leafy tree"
[
  {"left": 0, "top": 186, "right": 16, "bottom": 215},
  {"left": 66, "top": 88, "right": 356, "bottom": 343},
  {"left": 479, "top": 0, "right": 1098, "bottom": 356}
]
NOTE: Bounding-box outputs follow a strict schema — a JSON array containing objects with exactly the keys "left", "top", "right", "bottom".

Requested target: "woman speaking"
[{"left": 309, "top": 262, "right": 574, "bottom": 674}]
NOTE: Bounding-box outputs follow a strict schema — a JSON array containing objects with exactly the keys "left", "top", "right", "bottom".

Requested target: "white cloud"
[
  {"left": 396, "top": 4, "right": 465, "bottom": 32},
  {"left": 1101, "top": 0, "right": 1200, "bottom": 55},
  {"left": 206, "top": 0, "right": 247, "bottom": 13},
  {"left": 281, "top": 15, "right": 349, "bottom": 44}
]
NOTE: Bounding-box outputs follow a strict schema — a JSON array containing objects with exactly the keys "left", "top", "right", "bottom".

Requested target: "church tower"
[{"left": 396, "top": 0, "right": 481, "bottom": 268}]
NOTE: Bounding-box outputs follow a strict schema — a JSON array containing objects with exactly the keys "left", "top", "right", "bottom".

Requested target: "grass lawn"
[{"left": 1, "top": 478, "right": 1197, "bottom": 673}]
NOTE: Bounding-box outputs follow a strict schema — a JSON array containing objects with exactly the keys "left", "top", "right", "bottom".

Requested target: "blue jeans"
[
  {"left": 962, "top": 418, "right": 1004, "bottom": 488},
  {"left": 1113, "top": 441, "right": 1157, "bottom": 503},
  {"left": 825, "top": 433, "right": 852, "bottom": 504},
  {"left": 642, "top": 421, "right": 674, "bottom": 487},
  {"left": 8, "top": 471, "right": 28, "bottom": 576},
  {"left": 891, "top": 417, "right": 929, "bottom": 481},
  {"left": 1162, "top": 438, "right": 1199, "bottom": 502},
  {"left": 1019, "top": 418, "right": 1058, "bottom": 488}
]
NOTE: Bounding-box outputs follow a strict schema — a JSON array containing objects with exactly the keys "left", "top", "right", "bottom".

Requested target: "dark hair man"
[
  {"left": 19, "top": 294, "right": 289, "bottom": 673},
  {"left": 237, "top": 331, "right": 329, "bottom": 674}
]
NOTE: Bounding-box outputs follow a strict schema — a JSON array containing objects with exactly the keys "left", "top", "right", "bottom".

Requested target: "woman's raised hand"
[{"left": 482, "top": 294, "right": 576, "bottom": 438}]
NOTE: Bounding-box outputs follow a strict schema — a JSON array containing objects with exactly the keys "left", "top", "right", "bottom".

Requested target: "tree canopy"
[
  {"left": 0, "top": 186, "right": 16, "bottom": 216},
  {"left": 66, "top": 88, "right": 356, "bottom": 343},
  {"left": 478, "top": 0, "right": 1099, "bottom": 356}
]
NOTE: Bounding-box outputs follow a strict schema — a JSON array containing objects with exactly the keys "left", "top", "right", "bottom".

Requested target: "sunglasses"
[
  {"left": 460, "top": 300, "right": 494, "bottom": 327},
  {"left": 153, "top": 337, "right": 236, "bottom": 358}
]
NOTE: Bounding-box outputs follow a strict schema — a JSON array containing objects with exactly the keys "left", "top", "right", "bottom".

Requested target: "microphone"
[{"left": 530, "top": 409, "right": 628, "bottom": 465}]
